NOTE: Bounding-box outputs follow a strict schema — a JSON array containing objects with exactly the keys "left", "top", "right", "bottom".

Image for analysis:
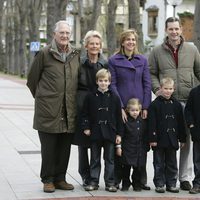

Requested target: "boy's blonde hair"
[
  {"left": 96, "top": 69, "right": 111, "bottom": 82},
  {"left": 126, "top": 98, "right": 142, "bottom": 112},
  {"left": 160, "top": 77, "right": 174, "bottom": 87}
]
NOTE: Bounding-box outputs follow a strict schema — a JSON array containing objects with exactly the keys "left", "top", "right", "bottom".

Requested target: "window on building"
[{"left": 146, "top": 6, "right": 158, "bottom": 37}]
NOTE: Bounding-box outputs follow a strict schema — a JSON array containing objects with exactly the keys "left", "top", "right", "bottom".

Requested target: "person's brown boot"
[
  {"left": 43, "top": 182, "right": 55, "bottom": 193},
  {"left": 54, "top": 181, "right": 74, "bottom": 190}
]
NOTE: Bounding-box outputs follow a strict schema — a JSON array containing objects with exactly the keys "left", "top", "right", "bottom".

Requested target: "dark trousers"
[
  {"left": 153, "top": 147, "right": 178, "bottom": 187},
  {"left": 115, "top": 156, "right": 147, "bottom": 187},
  {"left": 78, "top": 146, "right": 90, "bottom": 184},
  {"left": 90, "top": 140, "right": 115, "bottom": 186},
  {"left": 122, "top": 165, "right": 142, "bottom": 188},
  {"left": 114, "top": 154, "right": 123, "bottom": 185},
  {"left": 193, "top": 141, "right": 200, "bottom": 187},
  {"left": 132, "top": 165, "right": 147, "bottom": 186},
  {"left": 38, "top": 131, "right": 73, "bottom": 183}
]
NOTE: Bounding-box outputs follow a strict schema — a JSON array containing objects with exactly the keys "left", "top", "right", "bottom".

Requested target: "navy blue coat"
[
  {"left": 148, "top": 96, "right": 186, "bottom": 150},
  {"left": 185, "top": 85, "right": 200, "bottom": 142},
  {"left": 121, "top": 115, "right": 149, "bottom": 167},
  {"left": 82, "top": 89, "right": 123, "bottom": 143}
]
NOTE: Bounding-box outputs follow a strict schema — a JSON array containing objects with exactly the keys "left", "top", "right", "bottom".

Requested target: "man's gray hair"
[{"left": 53, "top": 20, "right": 71, "bottom": 32}]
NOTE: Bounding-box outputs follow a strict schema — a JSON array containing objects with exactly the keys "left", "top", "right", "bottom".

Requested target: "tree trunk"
[
  {"left": 5, "top": 0, "right": 15, "bottom": 74},
  {"left": 78, "top": 0, "right": 102, "bottom": 45},
  {"left": 128, "top": 0, "right": 144, "bottom": 53},
  {"left": 106, "top": 0, "right": 117, "bottom": 56},
  {"left": 47, "top": 0, "right": 68, "bottom": 44},
  {"left": 27, "top": 0, "right": 43, "bottom": 70},
  {"left": 16, "top": 0, "right": 28, "bottom": 77},
  {"left": 0, "top": 0, "right": 5, "bottom": 72},
  {"left": 13, "top": 1, "right": 20, "bottom": 75},
  {"left": 194, "top": 0, "right": 200, "bottom": 52}
]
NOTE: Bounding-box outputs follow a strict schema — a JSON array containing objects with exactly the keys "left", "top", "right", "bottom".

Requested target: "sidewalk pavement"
[{"left": 0, "top": 74, "right": 198, "bottom": 200}]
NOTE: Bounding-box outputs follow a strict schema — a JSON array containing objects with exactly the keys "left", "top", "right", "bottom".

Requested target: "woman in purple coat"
[{"left": 108, "top": 29, "right": 151, "bottom": 190}]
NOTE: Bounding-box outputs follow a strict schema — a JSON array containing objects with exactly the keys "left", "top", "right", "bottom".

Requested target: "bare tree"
[
  {"left": 106, "top": 0, "right": 117, "bottom": 56},
  {"left": 0, "top": 0, "right": 5, "bottom": 71},
  {"left": 13, "top": 0, "right": 20, "bottom": 74},
  {"left": 15, "top": 0, "right": 28, "bottom": 76},
  {"left": 128, "top": 0, "right": 144, "bottom": 53},
  {"left": 78, "top": 0, "right": 103, "bottom": 42},
  {"left": 4, "top": 0, "right": 15, "bottom": 74},
  {"left": 46, "top": 0, "right": 68, "bottom": 44},
  {"left": 194, "top": 0, "right": 200, "bottom": 52},
  {"left": 27, "top": 0, "right": 44, "bottom": 70}
]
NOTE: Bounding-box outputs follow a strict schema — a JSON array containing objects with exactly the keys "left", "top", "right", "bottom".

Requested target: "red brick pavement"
[{"left": 32, "top": 197, "right": 200, "bottom": 200}]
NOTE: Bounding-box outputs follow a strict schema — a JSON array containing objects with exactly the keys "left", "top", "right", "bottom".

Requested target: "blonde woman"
[{"left": 73, "top": 30, "right": 108, "bottom": 188}]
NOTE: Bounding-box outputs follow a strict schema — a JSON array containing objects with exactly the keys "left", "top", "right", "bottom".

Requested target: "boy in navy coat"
[
  {"left": 148, "top": 77, "right": 186, "bottom": 193},
  {"left": 82, "top": 69, "right": 123, "bottom": 192},
  {"left": 185, "top": 85, "right": 200, "bottom": 194}
]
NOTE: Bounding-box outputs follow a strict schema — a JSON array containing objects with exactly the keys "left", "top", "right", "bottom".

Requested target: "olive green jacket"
[
  {"left": 149, "top": 37, "right": 200, "bottom": 101},
  {"left": 27, "top": 39, "right": 80, "bottom": 133}
]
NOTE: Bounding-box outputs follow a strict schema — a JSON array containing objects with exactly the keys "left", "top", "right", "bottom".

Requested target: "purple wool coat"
[{"left": 108, "top": 53, "right": 152, "bottom": 109}]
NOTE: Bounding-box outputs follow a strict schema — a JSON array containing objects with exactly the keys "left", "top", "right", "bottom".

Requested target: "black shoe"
[
  {"left": 105, "top": 185, "right": 117, "bottom": 192},
  {"left": 121, "top": 186, "right": 129, "bottom": 191},
  {"left": 166, "top": 186, "right": 179, "bottom": 193},
  {"left": 84, "top": 185, "right": 98, "bottom": 191},
  {"left": 155, "top": 186, "right": 165, "bottom": 193},
  {"left": 115, "top": 183, "right": 120, "bottom": 189},
  {"left": 133, "top": 186, "right": 142, "bottom": 191},
  {"left": 82, "top": 179, "right": 89, "bottom": 187},
  {"left": 189, "top": 186, "right": 200, "bottom": 194},
  {"left": 180, "top": 181, "right": 192, "bottom": 191},
  {"left": 141, "top": 184, "right": 151, "bottom": 190}
]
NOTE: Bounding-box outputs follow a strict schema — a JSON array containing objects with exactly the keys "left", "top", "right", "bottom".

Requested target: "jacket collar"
[
  {"left": 81, "top": 52, "right": 107, "bottom": 66},
  {"left": 113, "top": 53, "right": 141, "bottom": 60},
  {"left": 49, "top": 39, "right": 75, "bottom": 62},
  {"left": 127, "top": 114, "right": 142, "bottom": 122},
  {"left": 158, "top": 95, "right": 175, "bottom": 103},
  {"left": 162, "top": 35, "right": 184, "bottom": 51}
]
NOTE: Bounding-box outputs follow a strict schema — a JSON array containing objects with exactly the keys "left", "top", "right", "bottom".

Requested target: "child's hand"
[
  {"left": 84, "top": 129, "right": 91, "bottom": 136},
  {"left": 116, "top": 148, "right": 122, "bottom": 156},
  {"left": 180, "top": 142, "right": 185, "bottom": 149},
  {"left": 150, "top": 142, "right": 157, "bottom": 147},
  {"left": 116, "top": 135, "right": 121, "bottom": 144}
]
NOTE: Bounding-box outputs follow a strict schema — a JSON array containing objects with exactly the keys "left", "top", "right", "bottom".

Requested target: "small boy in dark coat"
[
  {"left": 82, "top": 68, "right": 123, "bottom": 192},
  {"left": 184, "top": 85, "right": 200, "bottom": 194},
  {"left": 116, "top": 98, "right": 150, "bottom": 191},
  {"left": 148, "top": 77, "right": 186, "bottom": 193}
]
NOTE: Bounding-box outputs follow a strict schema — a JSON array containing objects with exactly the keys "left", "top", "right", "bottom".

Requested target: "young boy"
[
  {"left": 82, "top": 68, "right": 123, "bottom": 192},
  {"left": 148, "top": 77, "right": 186, "bottom": 193},
  {"left": 116, "top": 98, "right": 150, "bottom": 192},
  {"left": 184, "top": 85, "right": 200, "bottom": 194}
]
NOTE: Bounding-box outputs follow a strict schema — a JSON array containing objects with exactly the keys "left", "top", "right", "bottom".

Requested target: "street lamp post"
[{"left": 167, "top": 0, "right": 183, "bottom": 17}]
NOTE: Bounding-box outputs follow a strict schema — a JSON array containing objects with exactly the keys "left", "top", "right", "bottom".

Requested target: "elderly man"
[
  {"left": 148, "top": 17, "right": 200, "bottom": 193},
  {"left": 27, "top": 20, "right": 80, "bottom": 193}
]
